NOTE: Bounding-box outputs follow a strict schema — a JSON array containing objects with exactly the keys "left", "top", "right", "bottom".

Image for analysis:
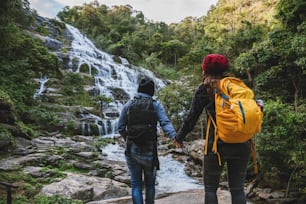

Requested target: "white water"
[
  {"left": 66, "top": 24, "right": 203, "bottom": 192},
  {"left": 65, "top": 24, "right": 165, "bottom": 137},
  {"left": 33, "top": 24, "right": 166, "bottom": 137},
  {"left": 103, "top": 144, "right": 203, "bottom": 194},
  {"left": 33, "top": 76, "right": 49, "bottom": 99}
]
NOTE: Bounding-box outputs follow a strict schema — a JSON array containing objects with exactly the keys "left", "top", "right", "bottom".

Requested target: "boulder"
[{"left": 40, "top": 173, "right": 130, "bottom": 202}]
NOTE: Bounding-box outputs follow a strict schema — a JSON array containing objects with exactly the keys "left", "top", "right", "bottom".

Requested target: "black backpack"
[{"left": 127, "top": 96, "right": 158, "bottom": 144}]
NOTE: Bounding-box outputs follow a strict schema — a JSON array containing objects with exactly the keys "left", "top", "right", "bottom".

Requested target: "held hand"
[{"left": 173, "top": 139, "right": 183, "bottom": 148}]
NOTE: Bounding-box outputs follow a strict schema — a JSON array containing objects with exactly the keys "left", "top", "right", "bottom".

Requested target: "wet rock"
[{"left": 44, "top": 37, "right": 62, "bottom": 51}]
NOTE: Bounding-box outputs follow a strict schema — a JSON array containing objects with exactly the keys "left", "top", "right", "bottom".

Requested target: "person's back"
[
  {"left": 118, "top": 77, "right": 176, "bottom": 204},
  {"left": 175, "top": 54, "right": 254, "bottom": 204},
  {"left": 127, "top": 95, "right": 158, "bottom": 148}
]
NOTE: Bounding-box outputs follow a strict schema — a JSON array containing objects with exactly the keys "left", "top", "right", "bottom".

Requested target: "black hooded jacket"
[{"left": 176, "top": 83, "right": 216, "bottom": 148}]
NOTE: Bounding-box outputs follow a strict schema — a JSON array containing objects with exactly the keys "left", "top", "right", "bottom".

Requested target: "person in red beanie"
[{"left": 175, "top": 54, "right": 252, "bottom": 204}]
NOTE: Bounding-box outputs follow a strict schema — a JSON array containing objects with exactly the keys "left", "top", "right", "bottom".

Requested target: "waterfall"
[
  {"left": 65, "top": 24, "right": 165, "bottom": 137},
  {"left": 33, "top": 76, "right": 49, "bottom": 99},
  {"left": 66, "top": 24, "right": 204, "bottom": 195}
]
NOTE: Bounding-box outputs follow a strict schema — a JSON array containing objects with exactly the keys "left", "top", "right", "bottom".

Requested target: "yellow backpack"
[{"left": 204, "top": 77, "right": 263, "bottom": 173}]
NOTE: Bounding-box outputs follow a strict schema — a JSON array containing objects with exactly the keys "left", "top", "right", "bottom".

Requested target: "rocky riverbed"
[{"left": 0, "top": 132, "right": 295, "bottom": 203}]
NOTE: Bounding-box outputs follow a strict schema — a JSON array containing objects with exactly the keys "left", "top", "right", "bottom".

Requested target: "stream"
[{"left": 102, "top": 143, "right": 203, "bottom": 194}]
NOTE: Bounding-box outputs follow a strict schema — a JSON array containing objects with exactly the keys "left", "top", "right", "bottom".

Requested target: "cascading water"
[
  {"left": 33, "top": 76, "right": 49, "bottom": 99},
  {"left": 66, "top": 24, "right": 165, "bottom": 137},
  {"left": 65, "top": 24, "right": 203, "bottom": 193}
]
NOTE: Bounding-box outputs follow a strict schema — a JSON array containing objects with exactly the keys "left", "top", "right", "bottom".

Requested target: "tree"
[
  {"left": 160, "top": 40, "right": 187, "bottom": 66},
  {"left": 276, "top": 0, "right": 306, "bottom": 31}
]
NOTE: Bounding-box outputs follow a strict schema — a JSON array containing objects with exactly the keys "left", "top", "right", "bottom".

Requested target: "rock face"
[
  {"left": 40, "top": 173, "right": 130, "bottom": 202},
  {"left": 0, "top": 101, "right": 17, "bottom": 125},
  {"left": 0, "top": 133, "right": 133, "bottom": 202},
  {"left": 44, "top": 37, "right": 62, "bottom": 51}
]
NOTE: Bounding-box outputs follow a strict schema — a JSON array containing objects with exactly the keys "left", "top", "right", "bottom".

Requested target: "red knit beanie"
[{"left": 202, "top": 54, "right": 229, "bottom": 75}]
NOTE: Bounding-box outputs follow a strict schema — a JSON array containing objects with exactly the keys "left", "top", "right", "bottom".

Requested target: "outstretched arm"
[
  {"left": 155, "top": 101, "right": 176, "bottom": 139},
  {"left": 176, "top": 84, "right": 210, "bottom": 143}
]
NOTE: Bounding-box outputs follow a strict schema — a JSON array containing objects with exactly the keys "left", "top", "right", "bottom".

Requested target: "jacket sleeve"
[
  {"left": 155, "top": 101, "right": 177, "bottom": 139},
  {"left": 176, "top": 84, "right": 210, "bottom": 142}
]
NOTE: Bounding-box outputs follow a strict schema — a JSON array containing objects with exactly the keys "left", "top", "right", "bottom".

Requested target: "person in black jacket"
[{"left": 175, "top": 54, "right": 252, "bottom": 204}]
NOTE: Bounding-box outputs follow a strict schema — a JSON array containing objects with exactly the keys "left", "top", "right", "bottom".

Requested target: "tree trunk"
[
  {"left": 246, "top": 69, "right": 253, "bottom": 87},
  {"left": 291, "top": 77, "right": 299, "bottom": 112}
]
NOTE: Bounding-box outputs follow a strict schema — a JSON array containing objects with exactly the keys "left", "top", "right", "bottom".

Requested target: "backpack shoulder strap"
[
  {"left": 204, "top": 108, "right": 221, "bottom": 166},
  {"left": 219, "top": 77, "right": 254, "bottom": 99}
]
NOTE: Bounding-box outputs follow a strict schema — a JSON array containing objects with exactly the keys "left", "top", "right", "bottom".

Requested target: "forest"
[{"left": 0, "top": 0, "right": 305, "bottom": 203}]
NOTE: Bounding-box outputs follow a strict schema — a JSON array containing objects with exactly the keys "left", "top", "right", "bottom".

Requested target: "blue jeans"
[
  {"left": 125, "top": 143, "right": 156, "bottom": 204},
  {"left": 204, "top": 141, "right": 251, "bottom": 204}
]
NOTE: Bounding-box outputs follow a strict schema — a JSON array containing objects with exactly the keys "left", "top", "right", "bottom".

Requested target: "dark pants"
[
  {"left": 204, "top": 141, "right": 251, "bottom": 204},
  {"left": 125, "top": 143, "right": 156, "bottom": 204}
]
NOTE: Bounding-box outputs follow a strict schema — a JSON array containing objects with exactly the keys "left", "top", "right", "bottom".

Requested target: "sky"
[{"left": 28, "top": 0, "right": 218, "bottom": 24}]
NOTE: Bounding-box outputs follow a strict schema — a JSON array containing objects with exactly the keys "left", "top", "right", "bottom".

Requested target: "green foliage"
[
  {"left": 276, "top": 0, "right": 306, "bottom": 31},
  {"left": 204, "top": 0, "right": 278, "bottom": 41},
  {"left": 93, "top": 95, "right": 112, "bottom": 105},
  {"left": 160, "top": 40, "right": 188, "bottom": 65},
  {"left": 0, "top": 26, "right": 59, "bottom": 117},
  {"left": 177, "top": 45, "right": 209, "bottom": 73},
  {"left": 16, "top": 121, "right": 37, "bottom": 138},
  {"left": 62, "top": 72, "right": 85, "bottom": 94},
  {"left": 33, "top": 195, "right": 84, "bottom": 204},
  {"left": 237, "top": 26, "right": 306, "bottom": 107},
  {"left": 253, "top": 66, "right": 292, "bottom": 101},
  {"left": 35, "top": 25, "right": 50, "bottom": 35},
  {"left": 59, "top": 72, "right": 93, "bottom": 106},
  {"left": 144, "top": 53, "right": 162, "bottom": 70},
  {"left": 0, "top": 124, "right": 14, "bottom": 149},
  {"left": 0, "top": 89, "right": 16, "bottom": 120},
  {"left": 79, "top": 63, "right": 90, "bottom": 73},
  {"left": 0, "top": 0, "right": 33, "bottom": 27},
  {"left": 256, "top": 100, "right": 306, "bottom": 173},
  {"left": 26, "top": 106, "right": 60, "bottom": 130},
  {"left": 94, "top": 137, "right": 114, "bottom": 150},
  {"left": 157, "top": 84, "right": 193, "bottom": 129},
  {"left": 154, "top": 64, "right": 179, "bottom": 80}
]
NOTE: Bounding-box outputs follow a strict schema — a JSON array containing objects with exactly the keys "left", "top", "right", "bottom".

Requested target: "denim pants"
[
  {"left": 204, "top": 141, "right": 251, "bottom": 204},
  {"left": 125, "top": 143, "right": 156, "bottom": 204}
]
